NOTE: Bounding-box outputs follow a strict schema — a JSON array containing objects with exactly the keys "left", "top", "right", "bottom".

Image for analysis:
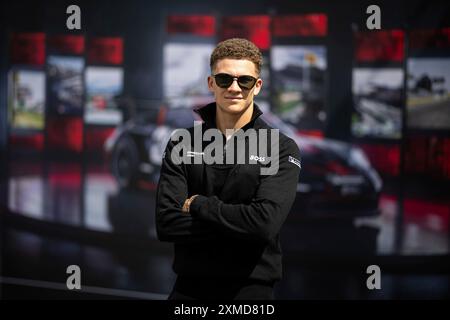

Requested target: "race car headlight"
[{"left": 350, "top": 148, "right": 371, "bottom": 170}]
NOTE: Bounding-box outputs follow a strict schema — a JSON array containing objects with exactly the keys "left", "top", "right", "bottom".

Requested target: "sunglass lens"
[
  {"left": 214, "top": 74, "right": 233, "bottom": 88},
  {"left": 238, "top": 76, "right": 256, "bottom": 89}
]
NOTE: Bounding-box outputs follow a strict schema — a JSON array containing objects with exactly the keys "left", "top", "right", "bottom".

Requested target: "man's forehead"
[{"left": 213, "top": 58, "right": 257, "bottom": 75}]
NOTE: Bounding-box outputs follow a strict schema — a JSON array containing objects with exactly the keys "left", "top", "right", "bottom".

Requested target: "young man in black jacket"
[{"left": 156, "top": 38, "right": 301, "bottom": 300}]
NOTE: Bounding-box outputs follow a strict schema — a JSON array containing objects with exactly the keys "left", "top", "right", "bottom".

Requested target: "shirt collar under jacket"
[{"left": 193, "top": 102, "right": 263, "bottom": 130}]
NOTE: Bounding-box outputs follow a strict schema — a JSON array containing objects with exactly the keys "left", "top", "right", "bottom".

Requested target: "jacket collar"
[{"left": 194, "top": 102, "right": 263, "bottom": 130}]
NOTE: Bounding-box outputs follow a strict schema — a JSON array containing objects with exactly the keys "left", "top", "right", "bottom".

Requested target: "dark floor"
[{"left": 2, "top": 218, "right": 449, "bottom": 300}]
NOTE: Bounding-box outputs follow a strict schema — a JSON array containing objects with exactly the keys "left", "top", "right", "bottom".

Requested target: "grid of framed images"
[
  {"left": 164, "top": 14, "right": 329, "bottom": 136},
  {"left": 351, "top": 29, "right": 450, "bottom": 178},
  {"left": 350, "top": 30, "right": 405, "bottom": 184},
  {"left": 7, "top": 33, "right": 124, "bottom": 153},
  {"left": 405, "top": 28, "right": 450, "bottom": 181},
  {"left": 351, "top": 28, "right": 450, "bottom": 253}
]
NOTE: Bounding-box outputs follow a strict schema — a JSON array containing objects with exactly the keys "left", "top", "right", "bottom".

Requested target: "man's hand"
[{"left": 182, "top": 195, "right": 199, "bottom": 214}]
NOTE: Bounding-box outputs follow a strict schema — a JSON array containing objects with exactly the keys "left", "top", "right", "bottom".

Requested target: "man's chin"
[{"left": 220, "top": 101, "right": 248, "bottom": 114}]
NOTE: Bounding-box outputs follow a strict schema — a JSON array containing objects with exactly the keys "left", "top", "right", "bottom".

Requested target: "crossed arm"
[{"left": 155, "top": 138, "right": 301, "bottom": 244}]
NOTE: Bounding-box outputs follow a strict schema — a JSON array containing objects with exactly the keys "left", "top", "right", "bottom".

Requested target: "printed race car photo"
[{"left": 104, "top": 104, "right": 382, "bottom": 220}]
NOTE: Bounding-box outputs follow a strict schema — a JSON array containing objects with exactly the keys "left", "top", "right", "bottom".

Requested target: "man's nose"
[{"left": 228, "top": 79, "right": 241, "bottom": 92}]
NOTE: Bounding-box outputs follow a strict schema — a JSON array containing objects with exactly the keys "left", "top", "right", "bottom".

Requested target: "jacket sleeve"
[
  {"left": 190, "top": 138, "right": 301, "bottom": 243},
  {"left": 155, "top": 138, "right": 217, "bottom": 243}
]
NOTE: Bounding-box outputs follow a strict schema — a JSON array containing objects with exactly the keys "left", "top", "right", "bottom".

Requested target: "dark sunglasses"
[{"left": 212, "top": 73, "right": 258, "bottom": 90}]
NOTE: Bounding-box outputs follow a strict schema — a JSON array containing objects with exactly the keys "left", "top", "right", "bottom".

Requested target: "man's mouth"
[{"left": 225, "top": 97, "right": 243, "bottom": 100}]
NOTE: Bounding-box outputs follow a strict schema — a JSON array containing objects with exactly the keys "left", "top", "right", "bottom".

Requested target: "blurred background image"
[{"left": 0, "top": 0, "right": 449, "bottom": 300}]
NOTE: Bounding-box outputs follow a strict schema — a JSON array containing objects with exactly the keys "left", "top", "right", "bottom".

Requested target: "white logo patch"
[
  {"left": 249, "top": 155, "right": 266, "bottom": 162},
  {"left": 288, "top": 156, "right": 301, "bottom": 169}
]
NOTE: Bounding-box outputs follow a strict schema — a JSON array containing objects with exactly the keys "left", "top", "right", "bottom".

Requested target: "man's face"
[{"left": 208, "top": 58, "right": 263, "bottom": 115}]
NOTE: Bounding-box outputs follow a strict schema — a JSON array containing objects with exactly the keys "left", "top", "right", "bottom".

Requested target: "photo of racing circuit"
[
  {"left": 352, "top": 68, "right": 403, "bottom": 139},
  {"left": 47, "top": 55, "right": 84, "bottom": 116},
  {"left": 407, "top": 58, "right": 450, "bottom": 130},
  {"left": 163, "top": 43, "right": 214, "bottom": 109},
  {"left": 271, "top": 45, "right": 327, "bottom": 131},
  {"left": 163, "top": 43, "right": 213, "bottom": 98},
  {"left": 7, "top": 69, "right": 45, "bottom": 130},
  {"left": 85, "top": 66, "right": 124, "bottom": 125}
]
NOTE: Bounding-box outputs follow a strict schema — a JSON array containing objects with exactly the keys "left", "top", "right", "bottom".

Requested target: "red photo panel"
[
  {"left": 48, "top": 163, "right": 82, "bottom": 188},
  {"left": 9, "top": 133, "right": 45, "bottom": 151},
  {"left": 84, "top": 126, "right": 115, "bottom": 152},
  {"left": 357, "top": 143, "right": 400, "bottom": 176},
  {"left": 46, "top": 116, "right": 83, "bottom": 153},
  {"left": 221, "top": 16, "right": 271, "bottom": 50},
  {"left": 409, "top": 28, "right": 450, "bottom": 49},
  {"left": 88, "top": 37, "right": 123, "bottom": 65},
  {"left": 167, "top": 15, "right": 215, "bottom": 37},
  {"left": 10, "top": 32, "right": 46, "bottom": 65},
  {"left": 48, "top": 35, "right": 85, "bottom": 54},
  {"left": 273, "top": 14, "right": 328, "bottom": 37},
  {"left": 354, "top": 30, "right": 405, "bottom": 62},
  {"left": 405, "top": 136, "right": 450, "bottom": 180},
  {"left": 404, "top": 198, "right": 449, "bottom": 233}
]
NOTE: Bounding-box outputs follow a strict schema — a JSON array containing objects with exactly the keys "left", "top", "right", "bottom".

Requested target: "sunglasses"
[{"left": 212, "top": 73, "right": 258, "bottom": 90}]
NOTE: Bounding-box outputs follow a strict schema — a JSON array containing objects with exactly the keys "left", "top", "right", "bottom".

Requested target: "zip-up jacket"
[{"left": 155, "top": 102, "right": 301, "bottom": 283}]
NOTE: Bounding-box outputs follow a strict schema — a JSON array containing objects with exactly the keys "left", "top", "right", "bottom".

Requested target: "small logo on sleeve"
[{"left": 288, "top": 156, "right": 301, "bottom": 169}]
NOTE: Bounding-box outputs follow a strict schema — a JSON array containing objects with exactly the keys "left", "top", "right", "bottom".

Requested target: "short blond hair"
[{"left": 210, "top": 38, "right": 262, "bottom": 75}]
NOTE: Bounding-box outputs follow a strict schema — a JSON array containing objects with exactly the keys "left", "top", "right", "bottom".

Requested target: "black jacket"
[{"left": 155, "top": 102, "right": 301, "bottom": 283}]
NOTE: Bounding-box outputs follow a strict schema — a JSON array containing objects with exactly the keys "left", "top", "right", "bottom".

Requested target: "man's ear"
[
  {"left": 207, "top": 76, "right": 215, "bottom": 92},
  {"left": 253, "top": 78, "right": 263, "bottom": 96}
]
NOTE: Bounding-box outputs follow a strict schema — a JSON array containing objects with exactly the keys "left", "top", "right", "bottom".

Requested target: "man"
[{"left": 156, "top": 38, "right": 301, "bottom": 300}]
